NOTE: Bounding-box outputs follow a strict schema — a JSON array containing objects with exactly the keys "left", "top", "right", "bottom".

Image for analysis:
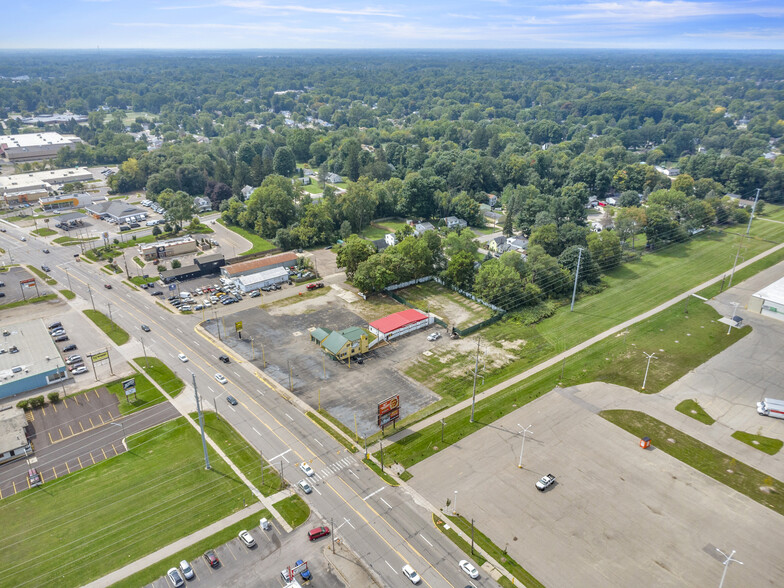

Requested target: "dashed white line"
[
  {"left": 176, "top": 327, "right": 183, "bottom": 333},
  {"left": 229, "top": 405, "right": 236, "bottom": 412},
  {"left": 284, "top": 413, "right": 294, "bottom": 421},
  {"left": 349, "top": 469, "right": 359, "bottom": 479},
  {"left": 385, "top": 561, "right": 398, "bottom": 574},
  {"left": 252, "top": 426, "right": 261, "bottom": 436},
  {"left": 363, "top": 487, "right": 384, "bottom": 501},
  {"left": 312, "top": 485, "right": 322, "bottom": 496},
  {"left": 380, "top": 497, "right": 392, "bottom": 509},
  {"left": 314, "top": 438, "right": 324, "bottom": 447},
  {"left": 208, "top": 386, "right": 215, "bottom": 394},
  {"left": 420, "top": 534, "right": 433, "bottom": 547}
]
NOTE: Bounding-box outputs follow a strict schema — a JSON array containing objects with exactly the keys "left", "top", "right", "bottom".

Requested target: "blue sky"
[{"left": 4, "top": 0, "right": 784, "bottom": 49}]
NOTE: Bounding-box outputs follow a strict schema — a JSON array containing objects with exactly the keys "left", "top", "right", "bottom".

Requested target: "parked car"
[
  {"left": 72, "top": 365, "right": 87, "bottom": 374},
  {"left": 202, "top": 550, "right": 220, "bottom": 568},
  {"left": 62, "top": 344, "right": 77, "bottom": 352},
  {"left": 54, "top": 335, "right": 69, "bottom": 343},
  {"left": 307, "top": 526, "right": 330, "bottom": 541},
  {"left": 215, "top": 373, "right": 228, "bottom": 384},
  {"left": 178, "top": 560, "right": 194, "bottom": 580},
  {"left": 166, "top": 567, "right": 185, "bottom": 587},
  {"left": 50, "top": 329, "right": 66, "bottom": 337},
  {"left": 427, "top": 332, "right": 441, "bottom": 341},
  {"left": 536, "top": 473, "right": 556, "bottom": 491},
  {"left": 151, "top": 290, "right": 163, "bottom": 296},
  {"left": 306, "top": 282, "right": 325, "bottom": 291},
  {"left": 296, "top": 559, "right": 312, "bottom": 581},
  {"left": 238, "top": 530, "right": 256, "bottom": 548},
  {"left": 28, "top": 468, "right": 42, "bottom": 487},
  {"left": 249, "top": 290, "right": 261, "bottom": 298},
  {"left": 299, "top": 462, "right": 315, "bottom": 477},
  {"left": 65, "top": 355, "right": 82, "bottom": 365}
]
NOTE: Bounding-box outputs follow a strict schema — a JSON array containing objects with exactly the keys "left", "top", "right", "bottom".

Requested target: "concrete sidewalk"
[
  {"left": 323, "top": 541, "right": 382, "bottom": 587},
  {"left": 368, "top": 240, "right": 784, "bottom": 454},
  {"left": 83, "top": 502, "right": 267, "bottom": 588}
]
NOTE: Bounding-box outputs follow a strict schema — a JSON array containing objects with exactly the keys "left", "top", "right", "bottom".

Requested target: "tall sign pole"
[{"left": 193, "top": 374, "right": 211, "bottom": 470}]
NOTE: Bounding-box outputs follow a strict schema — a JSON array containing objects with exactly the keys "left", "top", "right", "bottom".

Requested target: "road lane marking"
[
  {"left": 314, "top": 438, "right": 323, "bottom": 447},
  {"left": 380, "top": 497, "right": 392, "bottom": 509},
  {"left": 252, "top": 426, "right": 261, "bottom": 436},
  {"left": 363, "top": 487, "right": 384, "bottom": 501},
  {"left": 269, "top": 449, "right": 291, "bottom": 462},
  {"left": 349, "top": 469, "right": 359, "bottom": 479},
  {"left": 344, "top": 517, "right": 355, "bottom": 530},
  {"left": 229, "top": 405, "right": 236, "bottom": 412},
  {"left": 285, "top": 413, "right": 293, "bottom": 421},
  {"left": 420, "top": 534, "right": 433, "bottom": 547},
  {"left": 385, "top": 561, "right": 398, "bottom": 574}
]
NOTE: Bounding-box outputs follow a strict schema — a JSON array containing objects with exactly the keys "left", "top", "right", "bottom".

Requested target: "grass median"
[
  {"left": 731, "top": 431, "right": 783, "bottom": 455},
  {"left": 59, "top": 289, "right": 76, "bottom": 300},
  {"left": 383, "top": 301, "right": 748, "bottom": 469},
  {"left": 603, "top": 410, "right": 784, "bottom": 515},
  {"left": 675, "top": 399, "right": 715, "bottom": 425},
  {"left": 135, "top": 357, "right": 185, "bottom": 397},
  {"left": 26, "top": 264, "right": 57, "bottom": 285},
  {"left": 83, "top": 308, "right": 130, "bottom": 345},
  {"left": 0, "top": 417, "right": 258, "bottom": 588}
]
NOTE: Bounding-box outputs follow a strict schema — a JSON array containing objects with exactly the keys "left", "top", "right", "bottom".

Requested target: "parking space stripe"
[
  {"left": 107, "top": 410, "right": 114, "bottom": 420},
  {"left": 41, "top": 406, "right": 46, "bottom": 416},
  {"left": 94, "top": 389, "right": 100, "bottom": 400},
  {"left": 77, "top": 457, "right": 82, "bottom": 469},
  {"left": 66, "top": 461, "right": 71, "bottom": 473},
  {"left": 62, "top": 397, "right": 68, "bottom": 408},
  {"left": 90, "top": 452, "right": 95, "bottom": 464},
  {"left": 48, "top": 432, "right": 53, "bottom": 444},
  {"left": 69, "top": 424, "right": 74, "bottom": 436},
  {"left": 112, "top": 443, "right": 118, "bottom": 455},
  {"left": 12, "top": 481, "right": 16, "bottom": 494},
  {"left": 80, "top": 422, "right": 84, "bottom": 432},
  {"left": 0, "top": 487, "right": 3, "bottom": 499},
  {"left": 99, "top": 414, "right": 105, "bottom": 425},
  {"left": 102, "top": 447, "right": 107, "bottom": 459},
  {"left": 85, "top": 393, "right": 90, "bottom": 403},
  {"left": 89, "top": 417, "right": 94, "bottom": 427},
  {"left": 59, "top": 429, "right": 64, "bottom": 440},
  {"left": 52, "top": 403, "right": 57, "bottom": 412},
  {"left": 52, "top": 467, "right": 57, "bottom": 479}
]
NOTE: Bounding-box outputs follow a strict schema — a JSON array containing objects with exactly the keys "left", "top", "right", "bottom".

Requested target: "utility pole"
[
  {"left": 288, "top": 360, "right": 293, "bottom": 392},
  {"left": 642, "top": 352, "right": 657, "bottom": 390},
  {"left": 331, "top": 518, "right": 335, "bottom": 552},
  {"left": 471, "top": 518, "right": 475, "bottom": 554},
  {"left": 570, "top": 247, "right": 583, "bottom": 311},
  {"left": 728, "top": 236, "right": 744, "bottom": 289},
  {"left": 107, "top": 302, "right": 113, "bottom": 324},
  {"left": 260, "top": 449, "right": 264, "bottom": 487},
  {"left": 716, "top": 548, "right": 742, "bottom": 588},
  {"left": 251, "top": 337, "right": 255, "bottom": 360},
  {"left": 380, "top": 440, "right": 384, "bottom": 473},
  {"left": 65, "top": 268, "right": 72, "bottom": 291},
  {"left": 141, "top": 338, "right": 149, "bottom": 368},
  {"left": 193, "top": 374, "right": 211, "bottom": 470},
  {"left": 470, "top": 337, "right": 481, "bottom": 423},
  {"left": 517, "top": 424, "right": 533, "bottom": 468},
  {"left": 745, "top": 188, "right": 761, "bottom": 236},
  {"left": 441, "top": 418, "right": 445, "bottom": 443},
  {"left": 87, "top": 283, "right": 95, "bottom": 311}
]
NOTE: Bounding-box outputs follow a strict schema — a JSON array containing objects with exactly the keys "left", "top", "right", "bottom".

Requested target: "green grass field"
[
  {"left": 53, "top": 236, "right": 98, "bottom": 245},
  {"left": 0, "top": 417, "right": 257, "bottom": 588},
  {"left": 103, "top": 372, "right": 165, "bottom": 414},
  {"left": 359, "top": 224, "right": 389, "bottom": 240},
  {"left": 200, "top": 412, "right": 284, "bottom": 496},
  {"left": 396, "top": 281, "right": 495, "bottom": 329},
  {"left": 272, "top": 495, "right": 310, "bottom": 528},
  {"left": 31, "top": 227, "right": 57, "bottom": 236},
  {"left": 0, "top": 293, "right": 57, "bottom": 312},
  {"left": 731, "top": 431, "right": 783, "bottom": 455},
  {"left": 135, "top": 357, "right": 185, "bottom": 397},
  {"left": 383, "top": 301, "right": 748, "bottom": 468},
  {"left": 83, "top": 309, "right": 130, "bottom": 346},
  {"left": 59, "top": 289, "right": 76, "bottom": 300},
  {"left": 675, "top": 399, "right": 715, "bottom": 425},
  {"left": 301, "top": 182, "right": 323, "bottom": 195},
  {"left": 603, "top": 410, "right": 784, "bottom": 515},
  {"left": 130, "top": 275, "right": 159, "bottom": 286},
  {"left": 216, "top": 219, "right": 276, "bottom": 255}
]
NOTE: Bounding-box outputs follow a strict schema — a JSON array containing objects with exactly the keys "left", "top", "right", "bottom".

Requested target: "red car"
[
  {"left": 104, "top": 284, "right": 112, "bottom": 289},
  {"left": 203, "top": 550, "right": 220, "bottom": 568},
  {"left": 308, "top": 526, "right": 330, "bottom": 541}
]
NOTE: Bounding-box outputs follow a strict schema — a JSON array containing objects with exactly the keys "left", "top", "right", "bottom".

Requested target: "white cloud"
[
  {"left": 558, "top": 1, "right": 784, "bottom": 22},
  {"left": 221, "top": 0, "right": 403, "bottom": 18}
]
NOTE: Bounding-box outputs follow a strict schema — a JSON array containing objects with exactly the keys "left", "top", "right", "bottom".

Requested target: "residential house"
[
  {"left": 372, "top": 238, "right": 389, "bottom": 252},
  {"left": 297, "top": 176, "right": 311, "bottom": 185},
  {"left": 241, "top": 185, "right": 255, "bottom": 200},
  {"left": 443, "top": 216, "right": 468, "bottom": 230},
  {"left": 326, "top": 172, "right": 343, "bottom": 184},
  {"left": 605, "top": 197, "right": 617, "bottom": 206},
  {"left": 413, "top": 222, "right": 435, "bottom": 236},
  {"left": 487, "top": 235, "right": 507, "bottom": 253},
  {"left": 384, "top": 233, "right": 397, "bottom": 247},
  {"left": 507, "top": 238, "right": 528, "bottom": 252},
  {"left": 193, "top": 196, "right": 212, "bottom": 212},
  {"left": 487, "top": 194, "right": 498, "bottom": 207}
]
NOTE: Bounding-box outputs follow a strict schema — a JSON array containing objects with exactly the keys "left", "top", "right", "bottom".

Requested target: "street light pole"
[
  {"left": 716, "top": 548, "right": 742, "bottom": 588},
  {"left": 470, "top": 337, "right": 481, "bottom": 423},
  {"left": 517, "top": 424, "right": 533, "bottom": 468},
  {"left": 727, "top": 302, "right": 740, "bottom": 335},
  {"left": 453, "top": 490, "right": 458, "bottom": 515},
  {"left": 193, "top": 374, "right": 211, "bottom": 470},
  {"left": 641, "top": 352, "right": 657, "bottom": 390}
]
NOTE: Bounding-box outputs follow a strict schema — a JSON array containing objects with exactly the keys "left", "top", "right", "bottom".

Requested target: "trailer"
[{"left": 757, "top": 398, "right": 784, "bottom": 419}]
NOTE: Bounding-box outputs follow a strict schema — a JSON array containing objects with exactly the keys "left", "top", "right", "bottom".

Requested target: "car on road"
[
  {"left": 179, "top": 560, "right": 194, "bottom": 580},
  {"left": 307, "top": 526, "right": 330, "bottom": 541},
  {"left": 177, "top": 353, "right": 188, "bottom": 362},
  {"left": 226, "top": 395, "right": 238, "bottom": 406},
  {"left": 62, "top": 344, "right": 77, "bottom": 352},
  {"left": 104, "top": 284, "right": 112, "bottom": 289},
  {"left": 427, "top": 332, "right": 441, "bottom": 341},
  {"left": 238, "top": 530, "right": 255, "bottom": 548},
  {"left": 141, "top": 324, "right": 150, "bottom": 332},
  {"left": 54, "top": 335, "right": 69, "bottom": 343},
  {"left": 72, "top": 366, "right": 87, "bottom": 375},
  {"left": 459, "top": 560, "right": 479, "bottom": 579},
  {"left": 402, "top": 564, "right": 421, "bottom": 584},
  {"left": 20, "top": 236, "right": 26, "bottom": 241},
  {"left": 306, "top": 282, "right": 324, "bottom": 290},
  {"left": 296, "top": 559, "right": 312, "bottom": 581},
  {"left": 299, "top": 462, "right": 315, "bottom": 477},
  {"left": 298, "top": 479, "right": 313, "bottom": 494},
  {"left": 42, "top": 265, "right": 50, "bottom": 272},
  {"left": 42, "top": 248, "right": 50, "bottom": 254},
  {"left": 166, "top": 567, "right": 184, "bottom": 587},
  {"left": 202, "top": 550, "right": 220, "bottom": 568},
  {"left": 215, "top": 373, "right": 228, "bottom": 384},
  {"left": 219, "top": 355, "right": 230, "bottom": 363}
]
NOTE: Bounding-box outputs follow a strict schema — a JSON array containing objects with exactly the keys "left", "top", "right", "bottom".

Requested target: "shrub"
[
  {"left": 157, "top": 264, "right": 166, "bottom": 273},
  {"left": 30, "top": 395, "right": 46, "bottom": 408},
  {"left": 171, "top": 260, "right": 182, "bottom": 269},
  {"left": 47, "top": 391, "right": 61, "bottom": 403},
  {"left": 16, "top": 399, "right": 30, "bottom": 410}
]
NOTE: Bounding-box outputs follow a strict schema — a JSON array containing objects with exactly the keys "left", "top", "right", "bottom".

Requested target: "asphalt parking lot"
[
  {"left": 0, "top": 266, "right": 54, "bottom": 304},
  {"left": 203, "top": 297, "right": 440, "bottom": 436},
  {"left": 409, "top": 390, "right": 784, "bottom": 588},
  {"left": 145, "top": 514, "right": 340, "bottom": 588}
]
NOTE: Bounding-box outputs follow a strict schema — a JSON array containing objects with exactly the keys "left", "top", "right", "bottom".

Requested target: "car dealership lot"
[{"left": 409, "top": 390, "right": 784, "bottom": 588}]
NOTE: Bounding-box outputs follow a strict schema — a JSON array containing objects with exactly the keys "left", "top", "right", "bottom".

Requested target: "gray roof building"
[
  {"left": 0, "top": 319, "right": 67, "bottom": 401},
  {"left": 84, "top": 201, "right": 145, "bottom": 222}
]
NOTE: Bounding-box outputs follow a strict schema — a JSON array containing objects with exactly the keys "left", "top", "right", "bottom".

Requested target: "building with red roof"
[{"left": 368, "top": 308, "right": 432, "bottom": 342}]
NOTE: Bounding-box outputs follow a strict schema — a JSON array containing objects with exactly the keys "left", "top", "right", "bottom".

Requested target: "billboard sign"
[
  {"left": 122, "top": 378, "right": 136, "bottom": 397},
  {"left": 377, "top": 395, "right": 400, "bottom": 429},
  {"left": 91, "top": 350, "right": 109, "bottom": 362},
  {"left": 377, "top": 408, "right": 400, "bottom": 428},
  {"left": 20, "top": 278, "right": 36, "bottom": 289}
]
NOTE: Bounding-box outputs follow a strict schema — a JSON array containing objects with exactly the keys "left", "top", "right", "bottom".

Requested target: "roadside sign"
[
  {"left": 91, "top": 350, "right": 109, "bottom": 362},
  {"left": 169, "top": 284, "right": 177, "bottom": 291},
  {"left": 378, "top": 408, "right": 400, "bottom": 428},
  {"left": 235, "top": 321, "right": 243, "bottom": 332},
  {"left": 20, "top": 278, "right": 36, "bottom": 289},
  {"left": 377, "top": 395, "right": 400, "bottom": 429},
  {"left": 122, "top": 378, "right": 135, "bottom": 390}
]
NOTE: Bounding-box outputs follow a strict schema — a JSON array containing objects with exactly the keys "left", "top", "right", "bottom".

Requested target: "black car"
[
  {"left": 150, "top": 290, "right": 163, "bottom": 296},
  {"left": 54, "top": 335, "right": 69, "bottom": 342},
  {"left": 227, "top": 396, "right": 238, "bottom": 406},
  {"left": 219, "top": 355, "right": 230, "bottom": 364},
  {"left": 63, "top": 344, "right": 77, "bottom": 352},
  {"left": 129, "top": 222, "right": 141, "bottom": 228},
  {"left": 41, "top": 265, "right": 51, "bottom": 272},
  {"left": 141, "top": 325, "right": 151, "bottom": 332},
  {"left": 119, "top": 226, "right": 130, "bottom": 232},
  {"left": 43, "top": 249, "right": 50, "bottom": 254}
]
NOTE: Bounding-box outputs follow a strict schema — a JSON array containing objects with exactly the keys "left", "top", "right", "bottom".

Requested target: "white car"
[
  {"left": 215, "top": 373, "right": 228, "bottom": 384},
  {"left": 427, "top": 332, "right": 441, "bottom": 341},
  {"left": 298, "top": 479, "right": 313, "bottom": 494},
  {"left": 177, "top": 353, "right": 189, "bottom": 363},
  {"left": 299, "top": 462, "right": 314, "bottom": 477},
  {"left": 179, "top": 560, "right": 194, "bottom": 580},
  {"left": 238, "top": 530, "right": 256, "bottom": 548},
  {"left": 166, "top": 567, "right": 185, "bottom": 587},
  {"left": 180, "top": 305, "right": 191, "bottom": 311},
  {"left": 402, "top": 564, "right": 421, "bottom": 584},
  {"left": 72, "top": 366, "right": 88, "bottom": 375},
  {"left": 459, "top": 560, "right": 479, "bottom": 579}
]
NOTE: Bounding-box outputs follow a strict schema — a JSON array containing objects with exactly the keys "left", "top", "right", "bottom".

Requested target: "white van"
[{"left": 179, "top": 292, "right": 191, "bottom": 299}]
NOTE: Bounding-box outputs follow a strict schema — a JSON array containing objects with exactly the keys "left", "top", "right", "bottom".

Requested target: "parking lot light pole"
[
  {"left": 109, "top": 420, "right": 126, "bottom": 440},
  {"left": 141, "top": 337, "right": 149, "bottom": 368},
  {"left": 641, "top": 352, "right": 657, "bottom": 390},
  {"left": 517, "top": 424, "right": 533, "bottom": 469},
  {"left": 193, "top": 374, "right": 211, "bottom": 470},
  {"left": 716, "top": 548, "right": 742, "bottom": 588},
  {"left": 453, "top": 490, "right": 458, "bottom": 515}
]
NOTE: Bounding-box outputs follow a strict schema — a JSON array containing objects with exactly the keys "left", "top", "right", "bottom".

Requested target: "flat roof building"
[
  {"left": 0, "top": 407, "right": 30, "bottom": 465},
  {"left": 84, "top": 201, "right": 145, "bottom": 223},
  {"left": 748, "top": 276, "right": 784, "bottom": 322},
  {"left": 368, "top": 309, "right": 431, "bottom": 342},
  {"left": 221, "top": 252, "right": 297, "bottom": 279},
  {"left": 0, "top": 132, "right": 81, "bottom": 162},
  {"left": 138, "top": 236, "right": 198, "bottom": 261},
  {"left": 0, "top": 319, "right": 68, "bottom": 401},
  {"left": 232, "top": 267, "right": 289, "bottom": 292},
  {"left": 0, "top": 167, "right": 93, "bottom": 205}
]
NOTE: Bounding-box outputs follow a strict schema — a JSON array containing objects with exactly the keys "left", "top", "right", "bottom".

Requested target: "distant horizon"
[{"left": 4, "top": 1, "right": 784, "bottom": 51}]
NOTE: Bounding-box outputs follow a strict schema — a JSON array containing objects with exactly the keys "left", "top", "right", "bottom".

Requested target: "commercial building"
[
  {"left": 232, "top": 267, "right": 289, "bottom": 292},
  {"left": 18, "top": 112, "right": 88, "bottom": 125},
  {"left": 0, "top": 132, "right": 81, "bottom": 162},
  {"left": 39, "top": 193, "right": 92, "bottom": 211},
  {"left": 748, "top": 276, "right": 784, "bottom": 322},
  {"left": 0, "top": 319, "right": 68, "bottom": 401},
  {"left": 138, "top": 236, "right": 198, "bottom": 261},
  {"left": 0, "top": 167, "right": 93, "bottom": 205},
  {"left": 368, "top": 309, "right": 432, "bottom": 342},
  {"left": 84, "top": 201, "right": 146, "bottom": 223},
  {"left": 160, "top": 253, "right": 225, "bottom": 284},
  {"left": 313, "top": 326, "right": 370, "bottom": 362},
  {"left": 0, "top": 407, "right": 31, "bottom": 465},
  {"left": 221, "top": 252, "right": 297, "bottom": 279}
]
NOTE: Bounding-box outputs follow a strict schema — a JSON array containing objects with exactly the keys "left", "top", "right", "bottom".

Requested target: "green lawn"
[
  {"left": 133, "top": 255, "right": 145, "bottom": 268},
  {"left": 307, "top": 411, "right": 359, "bottom": 453},
  {"left": 26, "top": 265, "right": 57, "bottom": 285},
  {"left": 362, "top": 458, "right": 399, "bottom": 486},
  {"left": 104, "top": 372, "right": 165, "bottom": 414},
  {"left": 59, "top": 289, "right": 76, "bottom": 300},
  {"left": 216, "top": 218, "right": 276, "bottom": 255},
  {"left": 383, "top": 301, "right": 748, "bottom": 468},
  {"left": 130, "top": 275, "right": 159, "bottom": 286},
  {"left": 731, "top": 431, "right": 783, "bottom": 455},
  {"left": 675, "top": 399, "right": 715, "bottom": 425},
  {"left": 83, "top": 309, "right": 130, "bottom": 346},
  {"left": 405, "top": 226, "right": 783, "bottom": 401},
  {"left": 396, "top": 281, "right": 496, "bottom": 329},
  {"left": 359, "top": 224, "right": 389, "bottom": 240},
  {"left": 372, "top": 218, "right": 409, "bottom": 233},
  {"left": 200, "top": 412, "right": 284, "bottom": 496},
  {"left": 0, "top": 293, "right": 57, "bottom": 311},
  {"left": 301, "top": 182, "right": 323, "bottom": 195},
  {"left": 0, "top": 417, "right": 257, "bottom": 588},
  {"left": 760, "top": 205, "right": 784, "bottom": 222},
  {"left": 272, "top": 495, "right": 310, "bottom": 528},
  {"left": 53, "top": 235, "right": 98, "bottom": 245},
  {"left": 135, "top": 357, "right": 185, "bottom": 397},
  {"left": 31, "top": 227, "right": 57, "bottom": 236},
  {"left": 603, "top": 410, "right": 784, "bottom": 515}
]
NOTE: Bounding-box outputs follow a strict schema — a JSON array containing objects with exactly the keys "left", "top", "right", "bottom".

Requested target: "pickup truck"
[
  {"left": 306, "top": 282, "right": 324, "bottom": 291},
  {"left": 535, "top": 473, "right": 556, "bottom": 491}
]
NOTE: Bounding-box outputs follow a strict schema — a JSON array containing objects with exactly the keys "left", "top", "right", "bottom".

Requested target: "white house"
[
  {"left": 413, "top": 222, "right": 435, "bottom": 236},
  {"left": 507, "top": 238, "right": 527, "bottom": 252},
  {"left": 384, "top": 233, "right": 397, "bottom": 247},
  {"left": 241, "top": 185, "right": 255, "bottom": 199},
  {"left": 193, "top": 196, "right": 212, "bottom": 212},
  {"left": 326, "top": 172, "right": 343, "bottom": 184},
  {"left": 443, "top": 216, "right": 468, "bottom": 230}
]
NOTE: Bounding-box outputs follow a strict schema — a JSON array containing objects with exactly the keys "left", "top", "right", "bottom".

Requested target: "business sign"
[
  {"left": 235, "top": 321, "right": 243, "bottom": 333},
  {"left": 122, "top": 378, "right": 136, "bottom": 397},
  {"left": 20, "top": 278, "right": 36, "bottom": 289},
  {"left": 169, "top": 284, "right": 177, "bottom": 290},
  {"left": 91, "top": 350, "right": 109, "bottom": 363},
  {"left": 377, "top": 395, "right": 400, "bottom": 429}
]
